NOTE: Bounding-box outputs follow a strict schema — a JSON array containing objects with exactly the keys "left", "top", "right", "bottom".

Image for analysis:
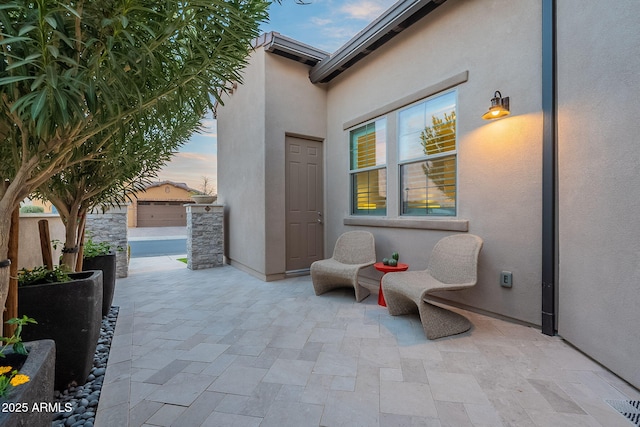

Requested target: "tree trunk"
[
  {"left": 0, "top": 177, "right": 28, "bottom": 326},
  {"left": 60, "top": 210, "right": 80, "bottom": 270},
  {"left": 0, "top": 250, "right": 9, "bottom": 328},
  {"left": 38, "top": 220, "right": 53, "bottom": 270},
  {"left": 3, "top": 203, "right": 20, "bottom": 337},
  {"left": 0, "top": 192, "right": 16, "bottom": 326},
  {"left": 75, "top": 212, "right": 87, "bottom": 272}
]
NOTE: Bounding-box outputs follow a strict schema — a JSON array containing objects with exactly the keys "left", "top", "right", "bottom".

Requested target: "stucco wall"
[
  {"left": 217, "top": 48, "right": 268, "bottom": 278},
  {"left": 557, "top": 0, "right": 640, "bottom": 389},
  {"left": 323, "top": 0, "right": 543, "bottom": 324},
  {"left": 217, "top": 47, "right": 327, "bottom": 280},
  {"left": 18, "top": 214, "right": 65, "bottom": 269},
  {"left": 263, "top": 54, "right": 327, "bottom": 278}
]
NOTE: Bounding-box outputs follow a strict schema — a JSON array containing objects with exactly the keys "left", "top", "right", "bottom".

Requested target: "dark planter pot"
[
  {"left": 0, "top": 340, "right": 56, "bottom": 427},
  {"left": 83, "top": 252, "right": 116, "bottom": 316},
  {"left": 18, "top": 271, "right": 103, "bottom": 391}
]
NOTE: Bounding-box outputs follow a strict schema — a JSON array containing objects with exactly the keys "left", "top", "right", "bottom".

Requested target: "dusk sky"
[{"left": 156, "top": 0, "right": 397, "bottom": 193}]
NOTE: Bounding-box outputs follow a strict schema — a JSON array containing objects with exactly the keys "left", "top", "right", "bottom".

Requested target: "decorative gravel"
[{"left": 52, "top": 307, "right": 118, "bottom": 427}]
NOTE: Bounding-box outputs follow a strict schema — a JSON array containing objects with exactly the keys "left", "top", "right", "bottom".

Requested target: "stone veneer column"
[
  {"left": 186, "top": 204, "right": 224, "bottom": 270},
  {"left": 85, "top": 206, "right": 128, "bottom": 278}
]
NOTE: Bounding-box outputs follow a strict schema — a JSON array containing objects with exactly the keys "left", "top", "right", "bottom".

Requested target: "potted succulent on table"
[
  {"left": 382, "top": 251, "right": 400, "bottom": 267},
  {"left": 0, "top": 316, "right": 56, "bottom": 427},
  {"left": 17, "top": 266, "right": 102, "bottom": 391},
  {"left": 81, "top": 234, "right": 118, "bottom": 316}
]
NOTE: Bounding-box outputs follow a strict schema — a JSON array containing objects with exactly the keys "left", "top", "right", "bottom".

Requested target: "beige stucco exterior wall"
[
  {"left": 217, "top": 47, "right": 327, "bottom": 280},
  {"left": 323, "top": 0, "right": 543, "bottom": 325},
  {"left": 263, "top": 54, "right": 327, "bottom": 278},
  {"left": 216, "top": 0, "right": 639, "bottom": 388},
  {"left": 557, "top": 0, "right": 640, "bottom": 389},
  {"left": 217, "top": 48, "right": 268, "bottom": 278},
  {"left": 18, "top": 214, "right": 65, "bottom": 269}
]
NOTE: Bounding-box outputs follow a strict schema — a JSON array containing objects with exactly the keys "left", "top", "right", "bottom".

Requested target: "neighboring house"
[
  {"left": 216, "top": 0, "right": 640, "bottom": 389},
  {"left": 22, "top": 198, "right": 54, "bottom": 213},
  {"left": 127, "top": 181, "right": 198, "bottom": 228}
]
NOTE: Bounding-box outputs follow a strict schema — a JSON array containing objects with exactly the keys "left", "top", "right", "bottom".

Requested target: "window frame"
[
  {"left": 348, "top": 117, "right": 388, "bottom": 216},
  {"left": 397, "top": 89, "right": 458, "bottom": 217}
]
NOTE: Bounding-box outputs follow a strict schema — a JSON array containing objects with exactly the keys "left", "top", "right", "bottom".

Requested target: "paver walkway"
[{"left": 95, "top": 256, "right": 639, "bottom": 426}]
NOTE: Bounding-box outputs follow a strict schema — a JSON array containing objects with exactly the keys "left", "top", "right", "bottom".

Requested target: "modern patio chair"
[
  {"left": 382, "top": 234, "right": 483, "bottom": 339},
  {"left": 310, "top": 230, "right": 376, "bottom": 302}
]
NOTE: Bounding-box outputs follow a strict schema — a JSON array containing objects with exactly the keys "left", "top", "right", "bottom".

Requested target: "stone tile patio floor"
[{"left": 95, "top": 255, "right": 640, "bottom": 427}]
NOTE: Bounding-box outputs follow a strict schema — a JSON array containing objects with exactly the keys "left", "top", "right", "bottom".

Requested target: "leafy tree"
[
  {"left": 420, "top": 112, "right": 456, "bottom": 156},
  {"left": 0, "top": 0, "right": 270, "bottom": 319},
  {"left": 419, "top": 111, "right": 456, "bottom": 202},
  {"left": 35, "top": 100, "right": 202, "bottom": 270}
]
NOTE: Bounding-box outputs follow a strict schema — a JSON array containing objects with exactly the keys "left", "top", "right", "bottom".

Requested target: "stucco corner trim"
[
  {"left": 343, "top": 216, "right": 469, "bottom": 232},
  {"left": 343, "top": 70, "right": 469, "bottom": 130}
]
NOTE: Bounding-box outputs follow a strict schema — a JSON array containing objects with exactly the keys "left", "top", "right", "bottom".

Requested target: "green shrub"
[
  {"left": 17, "top": 266, "right": 70, "bottom": 287},
  {"left": 19, "top": 205, "right": 44, "bottom": 214},
  {"left": 82, "top": 232, "right": 123, "bottom": 259},
  {"left": 83, "top": 236, "right": 112, "bottom": 259}
]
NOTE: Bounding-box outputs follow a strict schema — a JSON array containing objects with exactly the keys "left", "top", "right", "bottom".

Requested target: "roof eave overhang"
[
  {"left": 213, "top": 32, "right": 329, "bottom": 118},
  {"left": 263, "top": 32, "right": 329, "bottom": 67},
  {"left": 309, "top": 0, "right": 447, "bottom": 84}
]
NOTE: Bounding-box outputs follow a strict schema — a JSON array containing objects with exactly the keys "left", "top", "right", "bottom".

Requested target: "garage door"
[{"left": 137, "top": 201, "right": 191, "bottom": 227}]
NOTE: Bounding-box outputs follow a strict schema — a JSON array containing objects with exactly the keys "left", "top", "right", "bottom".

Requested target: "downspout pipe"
[{"left": 541, "top": 0, "right": 557, "bottom": 336}]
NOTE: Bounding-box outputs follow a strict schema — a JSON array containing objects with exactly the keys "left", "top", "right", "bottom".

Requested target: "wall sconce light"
[{"left": 482, "top": 91, "right": 510, "bottom": 120}]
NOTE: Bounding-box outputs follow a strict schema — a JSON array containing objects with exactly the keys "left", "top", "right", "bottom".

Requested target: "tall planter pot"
[
  {"left": 18, "top": 271, "right": 103, "bottom": 391},
  {"left": 82, "top": 252, "right": 116, "bottom": 316},
  {"left": 0, "top": 339, "right": 56, "bottom": 427}
]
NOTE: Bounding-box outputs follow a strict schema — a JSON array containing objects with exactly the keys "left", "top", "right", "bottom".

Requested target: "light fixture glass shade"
[{"left": 482, "top": 91, "right": 510, "bottom": 120}]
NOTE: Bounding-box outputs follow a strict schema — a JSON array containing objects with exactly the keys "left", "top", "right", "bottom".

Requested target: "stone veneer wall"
[
  {"left": 186, "top": 204, "right": 224, "bottom": 270},
  {"left": 85, "top": 206, "right": 128, "bottom": 278}
]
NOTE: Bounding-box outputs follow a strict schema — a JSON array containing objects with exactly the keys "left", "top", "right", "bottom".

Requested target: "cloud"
[
  {"left": 309, "top": 23, "right": 365, "bottom": 52},
  {"left": 261, "top": 0, "right": 396, "bottom": 53},
  {"left": 340, "top": 1, "right": 387, "bottom": 21},
  {"left": 322, "top": 24, "right": 362, "bottom": 41},
  {"left": 304, "top": 0, "right": 396, "bottom": 51},
  {"left": 310, "top": 17, "right": 332, "bottom": 26},
  {"left": 173, "top": 152, "right": 212, "bottom": 162},
  {"left": 180, "top": 130, "right": 217, "bottom": 156},
  {"left": 157, "top": 152, "right": 217, "bottom": 192}
]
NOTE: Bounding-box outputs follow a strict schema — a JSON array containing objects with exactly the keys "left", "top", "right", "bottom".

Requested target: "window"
[
  {"left": 350, "top": 118, "right": 387, "bottom": 215},
  {"left": 398, "top": 91, "right": 456, "bottom": 216}
]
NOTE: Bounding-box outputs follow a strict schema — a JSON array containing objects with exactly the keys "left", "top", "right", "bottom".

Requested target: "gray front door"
[{"left": 285, "top": 136, "right": 324, "bottom": 271}]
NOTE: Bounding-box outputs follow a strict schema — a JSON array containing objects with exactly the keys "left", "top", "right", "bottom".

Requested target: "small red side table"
[{"left": 374, "top": 262, "right": 409, "bottom": 307}]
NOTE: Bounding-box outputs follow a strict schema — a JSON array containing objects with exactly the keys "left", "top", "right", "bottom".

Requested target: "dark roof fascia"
[
  {"left": 309, "top": 0, "right": 447, "bottom": 84},
  {"left": 262, "top": 32, "right": 329, "bottom": 67}
]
